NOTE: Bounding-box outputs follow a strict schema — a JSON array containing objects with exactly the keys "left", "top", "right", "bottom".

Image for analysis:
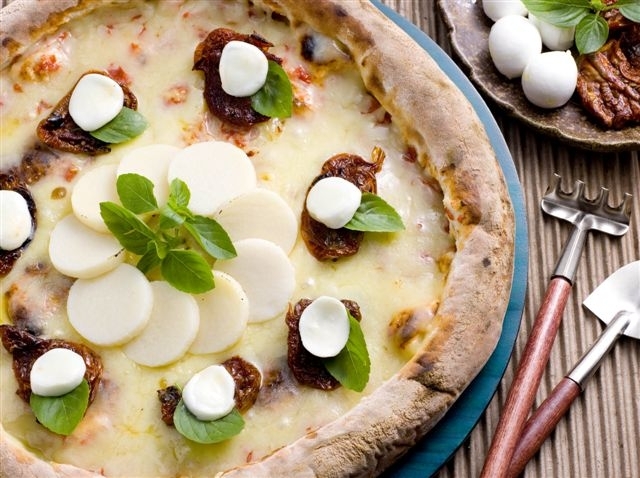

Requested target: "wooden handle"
[
  {"left": 480, "top": 277, "right": 572, "bottom": 478},
  {"left": 507, "top": 377, "right": 582, "bottom": 477}
]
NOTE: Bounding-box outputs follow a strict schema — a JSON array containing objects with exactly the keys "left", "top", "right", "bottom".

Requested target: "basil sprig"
[
  {"left": 173, "top": 401, "right": 244, "bottom": 444},
  {"left": 323, "top": 312, "right": 371, "bottom": 392},
  {"left": 345, "top": 192, "right": 405, "bottom": 232},
  {"left": 251, "top": 60, "right": 293, "bottom": 119},
  {"left": 522, "top": 0, "right": 640, "bottom": 54},
  {"left": 100, "top": 173, "right": 236, "bottom": 293},
  {"left": 30, "top": 380, "right": 90, "bottom": 436},
  {"left": 89, "top": 106, "right": 148, "bottom": 143}
]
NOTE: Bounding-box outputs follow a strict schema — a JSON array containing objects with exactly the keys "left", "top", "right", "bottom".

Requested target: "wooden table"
[{"left": 381, "top": 1, "right": 640, "bottom": 477}]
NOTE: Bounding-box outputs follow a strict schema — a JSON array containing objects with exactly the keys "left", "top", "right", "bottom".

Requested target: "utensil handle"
[
  {"left": 506, "top": 377, "right": 581, "bottom": 478},
  {"left": 480, "top": 277, "right": 572, "bottom": 478}
]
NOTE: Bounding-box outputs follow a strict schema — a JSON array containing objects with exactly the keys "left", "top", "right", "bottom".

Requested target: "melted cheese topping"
[{"left": 0, "top": 1, "right": 453, "bottom": 476}]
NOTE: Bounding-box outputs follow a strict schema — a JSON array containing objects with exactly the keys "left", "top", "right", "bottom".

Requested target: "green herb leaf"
[
  {"left": 29, "top": 380, "right": 89, "bottom": 436},
  {"left": 173, "top": 401, "right": 244, "bottom": 444},
  {"left": 251, "top": 60, "right": 293, "bottom": 119},
  {"left": 324, "top": 313, "right": 371, "bottom": 392},
  {"left": 159, "top": 203, "right": 186, "bottom": 230},
  {"left": 183, "top": 216, "right": 237, "bottom": 260},
  {"left": 168, "top": 178, "right": 191, "bottom": 212},
  {"left": 521, "top": 0, "right": 591, "bottom": 26},
  {"left": 100, "top": 201, "right": 157, "bottom": 255},
  {"left": 575, "top": 13, "right": 609, "bottom": 54},
  {"left": 137, "top": 246, "right": 162, "bottom": 274},
  {"left": 89, "top": 107, "right": 148, "bottom": 144},
  {"left": 344, "top": 192, "right": 405, "bottom": 232},
  {"left": 116, "top": 173, "right": 158, "bottom": 214},
  {"left": 161, "top": 249, "right": 214, "bottom": 293},
  {"left": 618, "top": 1, "right": 640, "bottom": 22}
]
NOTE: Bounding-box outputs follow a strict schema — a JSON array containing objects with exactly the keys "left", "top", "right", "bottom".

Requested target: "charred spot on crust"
[
  {"left": 333, "top": 4, "right": 348, "bottom": 17},
  {"left": 193, "top": 28, "right": 283, "bottom": 127},
  {"left": 0, "top": 324, "right": 103, "bottom": 404},
  {"left": 286, "top": 298, "right": 361, "bottom": 390},
  {"left": 36, "top": 70, "right": 138, "bottom": 155},
  {"left": 301, "top": 34, "right": 315, "bottom": 62},
  {"left": 301, "top": 148, "right": 385, "bottom": 261}
]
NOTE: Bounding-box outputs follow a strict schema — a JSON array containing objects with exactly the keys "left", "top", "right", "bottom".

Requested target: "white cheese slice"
[
  {"left": 305, "top": 176, "right": 361, "bottom": 229},
  {"left": 67, "top": 263, "right": 153, "bottom": 347},
  {"left": 0, "top": 189, "right": 32, "bottom": 251},
  {"left": 49, "top": 214, "right": 125, "bottom": 279},
  {"left": 122, "top": 281, "right": 200, "bottom": 367},
  {"left": 30, "top": 348, "right": 87, "bottom": 397},
  {"left": 190, "top": 270, "right": 249, "bottom": 355},
  {"left": 71, "top": 164, "right": 120, "bottom": 233},
  {"left": 182, "top": 364, "right": 236, "bottom": 421},
  {"left": 299, "top": 296, "right": 350, "bottom": 358},
  {"left": 117, "top": 144, "right": 180, "bottom": 207},
  {"left": 167, "top": 141, "right": 256, "bottom": 216},
  {"left": 215, "top": 188, "right": 298, "bottom": 254},
  {"left": 219, "top": 40, "right": 269, "bottom": 97},
  {"left": 68, "top": 73, "right": 124, "bottom": 131},
  {"left": 215, "top": 238, "right": 295, "bottom": 323}
]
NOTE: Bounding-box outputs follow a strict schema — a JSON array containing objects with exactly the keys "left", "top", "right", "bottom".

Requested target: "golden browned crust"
[{"left": 0, "top": 0, "right": 514, "bottom": 477}]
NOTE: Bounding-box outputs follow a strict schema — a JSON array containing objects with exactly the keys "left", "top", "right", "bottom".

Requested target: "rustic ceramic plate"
[{"left": 437, "top": 0, "right": 640, "bottom": 152}]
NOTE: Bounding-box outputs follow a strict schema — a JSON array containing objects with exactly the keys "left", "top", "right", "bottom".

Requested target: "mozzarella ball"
[
  {"left": 529, "top": 14, "right": 575, "bottom": 51},
  {"left": 0, "top": 190, "right": 32, "bottom": 250},
  {"left": 522, "top": 51, "right": 578, "bottom": 109},
  {"left": 489, "top": 15, "right": 542, "bottom": 79},
  {"left": 219, "top": 41, "right": 269, "bottom": 97},
  {"left": 483, "top": 0, "right": 528, "bottom": 22}
]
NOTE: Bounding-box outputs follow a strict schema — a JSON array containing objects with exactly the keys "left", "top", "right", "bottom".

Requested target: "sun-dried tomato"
[
  {"left": 36, "top": 70, "right": 138, "bottom": 155},
  {"left": 157, "top": 385, "right": 181, "bottom": 426},
  {"left": 301, "top": 148, "right": 385, "bottom": 261},
  {"left": 286, "top": 298, "right": 362, "bottom": 390},
  {"left": 193, "top": 28, "right": 283, "bottom": 127},
  {"left": 222, "top": 356, "right": 262, "bottom": 413},
  {"left": 0, "top": 324, "right": 103, "bottom": 403}
]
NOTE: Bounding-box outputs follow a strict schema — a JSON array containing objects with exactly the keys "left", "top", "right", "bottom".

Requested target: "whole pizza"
[{"left": 0, "top": 1, "right": 515, "bottom": 476}]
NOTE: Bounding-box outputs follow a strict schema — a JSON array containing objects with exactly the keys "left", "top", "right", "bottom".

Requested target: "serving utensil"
[
  {"left": 480, "top": 174, "right": 633, "bottom": 478},
  {"left": 507, "top": 260, "right": 640, "bottom": 477}
]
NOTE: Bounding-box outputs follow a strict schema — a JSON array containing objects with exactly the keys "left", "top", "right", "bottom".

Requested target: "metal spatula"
[
  {"left": 481, "top": 174, "right": 633, "bottom": 478},
  {"left": 507, "top": 260, "right": 640, "bottom": 477}
]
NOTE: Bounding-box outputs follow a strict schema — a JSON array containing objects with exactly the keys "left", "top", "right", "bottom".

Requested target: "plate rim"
[{"left": 372, "top": 2, "right": 528, "bottom": 476}]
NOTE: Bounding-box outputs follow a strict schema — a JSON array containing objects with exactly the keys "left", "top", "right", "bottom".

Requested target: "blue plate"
[{"left": 372, "top": 2, "right": 529, "bottom": 477}]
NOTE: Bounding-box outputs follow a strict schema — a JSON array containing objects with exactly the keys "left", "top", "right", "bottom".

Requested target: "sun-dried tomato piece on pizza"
[
  {"left": 301, "top": 147, "right": 385, "bottom": 261},
  {"left": 194, "top": 28, "right": 284, "bottom": 127},
  {"left": 36, "top": 70, "right": 139, "bottom": 155}
]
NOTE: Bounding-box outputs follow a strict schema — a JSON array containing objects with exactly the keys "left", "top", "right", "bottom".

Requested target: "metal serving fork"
[{"left": 481, "top": 173, "right": 633, "bottom": 478}]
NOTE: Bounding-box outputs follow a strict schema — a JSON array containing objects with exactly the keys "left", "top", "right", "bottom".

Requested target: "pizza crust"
[{"left": 0, "top": 0, "right": 514, "bottom": 476}]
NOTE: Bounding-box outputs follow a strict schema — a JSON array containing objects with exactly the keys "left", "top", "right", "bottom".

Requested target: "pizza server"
[{"left": 506, "top": 260, "right": 640, "bottom": 477}]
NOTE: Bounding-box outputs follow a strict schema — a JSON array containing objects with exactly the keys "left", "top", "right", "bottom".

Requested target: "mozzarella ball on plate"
[
  {"left": 522, "top": 51, "right": 578, "bottom": 109},
  {"left": 489, "top": 15, "right": 542, "bottom": 79},
  {"left": 529, "top": 14, "right": 575, "bottom": 51},
  {"left": 483, "top": 0, "right": 528, "bottom": 22}
]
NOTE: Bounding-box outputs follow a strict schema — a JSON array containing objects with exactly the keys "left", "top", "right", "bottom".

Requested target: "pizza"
[{"left": 0, "top": 1, "right": 515, "bottom": 476}]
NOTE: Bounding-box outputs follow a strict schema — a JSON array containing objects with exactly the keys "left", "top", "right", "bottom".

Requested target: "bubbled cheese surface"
[{"left": 0, "top": 2, "right": 454, "bottom": 476}]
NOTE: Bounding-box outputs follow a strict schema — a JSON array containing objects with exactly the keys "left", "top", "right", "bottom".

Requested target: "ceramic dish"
[{"left": 437, "top": 0, "right": 640, "bottom": 152}]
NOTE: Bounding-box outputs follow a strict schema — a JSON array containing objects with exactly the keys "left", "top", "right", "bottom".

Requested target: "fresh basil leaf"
[
  {"left": 116, "top": 173, "right": 158, "bottom": 214},
  {"left": 521, "top": 0, "right": 591, "bottom": 26},
  {"left": 159, "top": 203, "right": 185, "bottom": 230},
  {"left": 169, "top": 178, "right": 191, "bottom": 211},
  {"left": 173, "top": 401, "right": 244, "bottom": 444},
  {"left": 575, "top": 13, "right": 609, "bottom": 54},
  {"left": 183, "top": 216, "right": 237, "bottom": 260},
  {"left": 29, "top": 380, "right": 89, "bottom": 436},
  {"left": 100, "top": 201, "right": 156, "bottom": 255},
  {"left": 251, "top": 60, "right": 293, "bottom": 119},
  {"left": 344, "top": 192, "right": 405, "bottom": 232},
  {"left": 89, "top": 107, "right": 148, "bottom": 144},
  {"left": 137, "top": 246, "right": 162, "bottom": 274},
  {"left": 161, "top": 249, "right": 214, "bottom": 293},
  {"left": 618, "top": 1, "right": 640, "bottom": 22},
  {"left": 324, "top": 313, "right": 371, "bottom": 392}
]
